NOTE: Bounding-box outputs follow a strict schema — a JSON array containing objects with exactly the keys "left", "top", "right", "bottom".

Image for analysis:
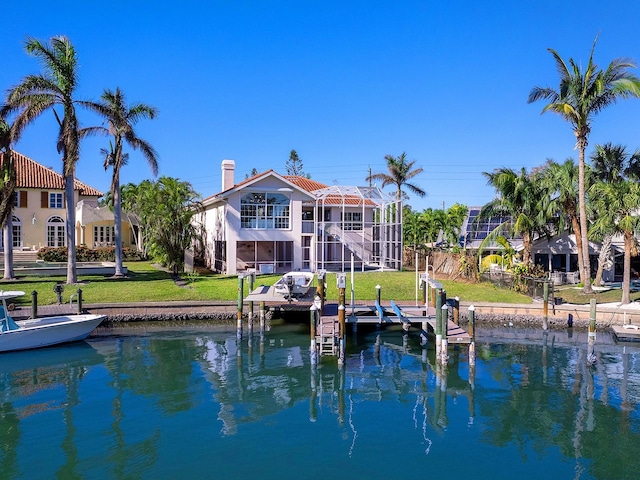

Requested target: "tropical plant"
[
  {"left": 1, "top": 36, "right": 84, "bottom": 284},
  {"left": 0, "top": 119, "right": 16, "bottom": 279},
  {"left": 122, "top": 177, "right": 201, "bottom": 274},
  {"left": 83, "top": 87, "right": 158, "bottom": 277},
  {"left": 480, "top": 167, "right": 550, "bottom": 266},
  {"left": 528, "top": 36, "right": 640, "bottom": 293},
  {"left": 479, "top": 235, "right": 517, "bottom": 271},
  {"left": 589, "top": 143, "right": 640, "bottom": 304}
]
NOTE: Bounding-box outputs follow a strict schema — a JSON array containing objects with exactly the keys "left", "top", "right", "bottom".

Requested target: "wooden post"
[
  {"left": 310, "top": 304, "right": 318, "bottom": 365},
  {"left": 453, "top": 296, "right": 459, "bottom": 325},
  {"left": 259, "top": 300, "right": 266, "bottom": 333},
  {"left": 317, "top": 270, "right": 326, "bottom": 313},
  {"left": 31, "top": 290, "right": 38, "bottom": 319},
  {"left": 237, "top": 275, "right": 244, "bottom": 338},
  {"left": 441, "top": 304, "right": 449, "bottom": 364},
  {"left": 247, "top": 272, "right": 254, "bottom": 334},
  {"left": 422, "top": 278, "right": 427, "bottom": 316},
  {"left": 588, "top": 298, "right": 597, "bottom": 365},
  {"left": 77, "top": 288, "right": 83, "bottom": 314},
  {"left": 435, "top": 288, "right": 442, "bottom": 357},
  {"left": 542, "top": 281, "right": 549, "bottom": 331},
  {"left": 338, "top": 304, "right": 345, "bottom": 367},
  {"left": 468, "top": 305, "right": 476, "bottom": 367}
]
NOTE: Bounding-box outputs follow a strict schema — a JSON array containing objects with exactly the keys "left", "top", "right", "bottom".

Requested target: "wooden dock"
[
  {"left": 612, "top": 324, "right": 640, "bottom": 342},
  {"left": 319, "top": 301, "right": 471, "bottom": 345}
]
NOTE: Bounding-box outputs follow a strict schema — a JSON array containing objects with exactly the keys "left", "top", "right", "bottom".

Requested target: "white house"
[{"left": 197, "top": 160, "right": 402, "bottom": 275}]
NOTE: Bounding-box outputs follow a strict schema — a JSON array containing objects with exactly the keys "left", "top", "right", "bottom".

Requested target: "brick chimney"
[{"left": 221, "top": 159, "right": 235, "bottom": 191}]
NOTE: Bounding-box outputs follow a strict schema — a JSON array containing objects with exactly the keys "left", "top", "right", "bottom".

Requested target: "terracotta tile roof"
[
  {"left": 1, "top": 151, "right": 103, "bottom": 197},
  {"left": 284, "top": 175, "right": 328, "bottom": 192}
]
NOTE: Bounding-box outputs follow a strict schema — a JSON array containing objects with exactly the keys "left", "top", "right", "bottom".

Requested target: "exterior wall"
[{"left": 12, "top": 188, "right": 68, "bottom": 250}]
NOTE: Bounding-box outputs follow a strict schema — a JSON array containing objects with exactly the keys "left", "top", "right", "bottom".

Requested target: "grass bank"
[
  {"left": 1, "top": 261, "right": 534, "bottom": 306},
  {"left": 4, "top": 261, "right": 636, "bottom": 307}
]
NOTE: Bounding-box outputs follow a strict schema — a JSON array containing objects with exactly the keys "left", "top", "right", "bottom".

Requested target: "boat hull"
[{"left": 0, "top": 314, "right": 106, "bottom": 353}]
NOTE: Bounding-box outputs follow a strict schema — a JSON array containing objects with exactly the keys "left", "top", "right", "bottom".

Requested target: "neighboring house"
[
  {"left": 197, "top": 160, "right": 402, "bottom": 275},
  {"left": 461, "top": 206, "right": 623, "bottom": 284},
  {"left": 1, "top": 151, "right": 138, "bottom": 253}
]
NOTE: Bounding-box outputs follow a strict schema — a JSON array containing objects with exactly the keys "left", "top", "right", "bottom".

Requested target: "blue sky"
[{"left": 3, "top": 1, "right": 640, "bottom": 212}]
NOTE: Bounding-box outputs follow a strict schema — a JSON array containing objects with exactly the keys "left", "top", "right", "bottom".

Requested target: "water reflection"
[{"left": 1, "top": 324, "right": 640, "bottom": 479}]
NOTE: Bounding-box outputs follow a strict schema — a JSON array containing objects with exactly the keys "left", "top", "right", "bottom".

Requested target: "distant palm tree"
[
  {"left": 589, "top": 143, "right": 640, "bottom": 304},
  {"left": 1, "top": 36, "right": 84, "bottom": 284},
  {"left": 528, "top": 37, "right": 640, "bottom": 293},
  {"left": 366, "top": 152, "right": 426, "bottom": 201},
  {"left": 540, "top": 158, "right": 588, "bottom": 283},
  {"left": 83, "top": 87, "right": 158, "bottom": 277},
  {"left": 0, "top": 119, "right": 16, "bottom": 279}
]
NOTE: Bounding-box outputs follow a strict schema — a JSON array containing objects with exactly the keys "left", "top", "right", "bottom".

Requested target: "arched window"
[{"left": 47, "top": 216, "right": 66, "bottom": 247}]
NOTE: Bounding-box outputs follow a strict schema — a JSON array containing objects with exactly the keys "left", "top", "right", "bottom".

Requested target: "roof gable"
[{"left": 1, "top": 151, "right": 103, "bottom": 197}]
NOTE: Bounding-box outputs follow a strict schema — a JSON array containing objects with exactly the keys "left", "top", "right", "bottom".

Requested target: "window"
[
  {"left": 12, "top": 216, "right": 21, "bottom": 248},
  {"left": 93, "top": 226, "right": 115, "bottom": 246},
  {"left": 240, "top": 192, "right": 290, "bottom": 229},
  {"left": 49, "top": 193, "right": 63, "bottom": 209},
  {"left": 13, "top": 192, "right": 20, "bottom": 208},
  {"left": 341, "top": 211, "right": 363, "bottom": 231},
  {"left": 47, "top": 216, "right": 65, "bottom": 247}
]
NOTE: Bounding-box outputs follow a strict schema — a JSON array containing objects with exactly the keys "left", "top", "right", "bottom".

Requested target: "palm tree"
[
  {"left": 480, "top": 167, "right": 550, "bottom": 266},
  {"left": 83, "top": 88, "right": 158, "bottom": 277},
  {"left": 528, "top": 37, "right": 640, "bottom": 294},
  {"left": 589, "top": 143, "right": 640, "bottom": 304},
  {"left": 1, "top": 36, "right": 84, "bottom": 284},
  {"left": 366, "top": 152, "right": 426, "bottom": 202},
  {"left": 540, "top": 158, "right": 588, "bottom": 284},
  {"left": 0, "top": 119, "right": 17, "bottom": 279}
]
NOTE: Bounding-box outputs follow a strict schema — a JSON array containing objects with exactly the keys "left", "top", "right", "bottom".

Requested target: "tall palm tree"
[
  {"left": 589, "top": 143, "right": 640, "bottom": 304},
  {"left": 540, "top": 158, "right": 588, "bottom": 284},
  {"left": 481, "top": 167, "right": 550, "bottom": 266},
  {"left": 366, "top": 152, "right": 426, "bottom": 202},
  {"left": 528, "top": 37, "right": 640, "bottom": 294},
  {"left": 1, "top": 36, "right": 84, "bottom": 284},
  {"left": 84, "top": 87, "right": 158, "bottom": 277},
  {"left": 0, "top": 119, "right": 17, "bottom": 279}
]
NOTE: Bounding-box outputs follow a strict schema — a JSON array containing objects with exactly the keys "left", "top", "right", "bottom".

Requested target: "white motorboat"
[
  {"left": 0, "top": 291, "right": 106, "bottom": 353},
  {"left": 273, "top": 272, "right": 315, "bottom": 298}
]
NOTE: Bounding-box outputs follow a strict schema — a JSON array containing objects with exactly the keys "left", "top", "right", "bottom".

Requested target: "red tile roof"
[{"left": 1, "top": 151, "right": 103, "bottom": 197}]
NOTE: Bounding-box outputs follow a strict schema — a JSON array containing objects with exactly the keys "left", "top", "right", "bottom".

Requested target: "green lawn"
[{"left": 1, "top": 261, "right": 533, "bottom": 307}]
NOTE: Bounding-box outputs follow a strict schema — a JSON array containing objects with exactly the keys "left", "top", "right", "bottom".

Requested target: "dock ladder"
[{"left": 318, "top": 317, "right": 339, "bottom": 356}]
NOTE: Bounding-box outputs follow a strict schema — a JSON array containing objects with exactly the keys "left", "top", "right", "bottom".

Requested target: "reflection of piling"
[
  {"left": 543, "top": 281, "right": 549, "bottom": 330},
  {"left": 310, "top": 361, "right": 317, "bottom": 422},
  {"left": 587, "top": 298, "right": 597, "bottom": 365}
]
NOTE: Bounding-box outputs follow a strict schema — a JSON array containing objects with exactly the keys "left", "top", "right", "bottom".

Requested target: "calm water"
[{"left": 1, "top": 322, "right": 640, "bottom": 480}]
